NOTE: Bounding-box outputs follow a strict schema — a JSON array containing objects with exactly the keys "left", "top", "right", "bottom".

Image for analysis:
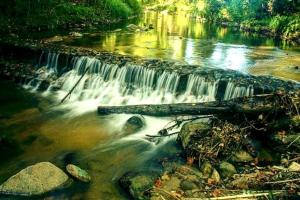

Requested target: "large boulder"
[
  {"left": 178, "top": 121, "right": 211, "bottom": 149},
  {"left": 0, "top": 162, "right": 69, "bottom": 196}
]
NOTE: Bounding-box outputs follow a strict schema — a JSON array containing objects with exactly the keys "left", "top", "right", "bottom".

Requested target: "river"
[{"left": 0, "top": 11, "right": 299, "bottom": 200}]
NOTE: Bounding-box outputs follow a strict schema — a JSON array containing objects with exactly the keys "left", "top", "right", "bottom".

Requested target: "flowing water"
[{"left": 0, "top": 11, "right": 300, "bottom": 200}]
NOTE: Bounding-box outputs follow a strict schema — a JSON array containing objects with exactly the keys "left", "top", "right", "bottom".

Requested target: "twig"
[
  {"left": 152, "top": 188, "right": 181, "bottom": 200},
  {"left": 184, "top": 190, "right": 285, "bottom": 200},
  {"left": 146, "top": 132, "right": 179, "bottom": 138},
  {"left": 60, "top": 66, "right": 90, "bottom": 104},
  {"left": 289, "top": 156, "right": 300, "bottom": 162},
  {"left": 287, "top": 135, "right": 300, "bottom": 148},
  {"left": 264, "top": 178, "right": 300, "bottom": 184}
]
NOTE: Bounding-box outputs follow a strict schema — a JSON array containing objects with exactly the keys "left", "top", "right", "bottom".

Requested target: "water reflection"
[{"left": 64, "top": 11, "right": 300, "bottom": 78}]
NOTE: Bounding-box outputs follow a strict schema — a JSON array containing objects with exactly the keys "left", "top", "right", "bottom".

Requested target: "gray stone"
[
  {"left": 219, "top": 161, "right": 237, "bottom": 178},
  {"left": 66, "top": 164, "right": 91, "bottom": 183},
  {"left": 0, "top": 162, "right": 69, "bottom": 196}
]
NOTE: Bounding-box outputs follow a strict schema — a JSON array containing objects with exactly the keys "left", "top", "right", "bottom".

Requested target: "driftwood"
[
  {"left": 60, "top": 66, "right": 90, "bottom": 104},
  {"left": 97, "top": 96, "right": 277, "bottom": 116}
]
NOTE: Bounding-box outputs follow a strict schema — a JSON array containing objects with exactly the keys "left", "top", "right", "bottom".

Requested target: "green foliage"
[
  {"left": 269, "top": 15, "right": 290, "bottom": 33},
  {"left": 0, "top": 0, "right": 142, "bottom": 30}
]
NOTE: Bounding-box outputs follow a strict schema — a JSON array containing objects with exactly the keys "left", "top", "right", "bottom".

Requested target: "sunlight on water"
[{"left": 61, "top": 11, "right": 300, "bottom": 79}]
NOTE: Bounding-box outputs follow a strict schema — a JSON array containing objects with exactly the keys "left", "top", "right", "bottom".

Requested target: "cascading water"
[
  {"left": 29, "top": 52, "right": 255, "bottom": 110},
  {"left": 223, "top": 81, "right": 254, "bottom": 101}
]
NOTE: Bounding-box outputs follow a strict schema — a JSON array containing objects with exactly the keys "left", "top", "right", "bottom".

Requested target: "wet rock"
[
  {"left": 219, "top": 162, "right": 237, "bottom": 178},
  {"left": 0, "top": 162, "right": 69, "bottom": 196},
  {"left": 178, "top": 121, "right": 211, "bottom": 149},
  {"left": 199, "top": 161, "right": 213, "bottom": 178},
  {"left": 44, "top": 36, "right": 64, "bottom": 43},
  {"left": 231, "top": 151, "right": 253, "bottom": 163},
  {"left": 180, "top": 180, "right": 198, "bottom": 190},
  {"left": 126, "top": 24, "right": 139, "bottom": 31},
  {"left": 119, "top": 172, "right": 157, "bottom": 200},
  {"left": 69, "top": 32, "right": 83, "bottom": 37},
  {"left": 123, "top": 115, "right": 145, "bottom": 133},
  {"left": 288, "top": 162, "right": 300, "bottom": 172},
  {"left": 66, "top": 164, "right": 91, "bottom": 183}
]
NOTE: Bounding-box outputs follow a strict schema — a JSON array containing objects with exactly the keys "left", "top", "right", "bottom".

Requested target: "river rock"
[
  {"left": 119, "top": 172, "right": 157, "bottom": 200},
  {"left": 126, "top": 24, "right": 139, "bottom": 31},
  {"left": 219, "top": 161, "right": 237, "bottom": 178},
  {"left": 66, "top": 164, "right": 91, "bottom": 183},
  {"left": 178, "top": 121, "right": 211, "bottom": 149},
  {"left": 288, "top": 162, "right": 300, "bottom": 172},
  {"left": 162, "top": 176, "right": 181, "bottom": 191},
  {"left": 199, "top": 161, "right": 213, "bottom": 178},
  {"left": 210, "top": 169, "right": 221, "bottom": 183},
  {"left": 0, "top": 162, "right": 69, "bottom": 196},
  {"left": 180, "top": 180, "right": 198, "bottom": 190},
  {"left": 231, "top": 150, "right": 253, "bottom": 163},
  {"left": 123, "top": 115, "right": 145, "bottom": 133},
  {"left": 69, "top": 32, "right": 83, "bottom": 37}
]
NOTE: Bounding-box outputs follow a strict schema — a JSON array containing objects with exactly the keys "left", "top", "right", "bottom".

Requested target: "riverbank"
[
  {"left": 117, "top": 93, "right": 300, "bottom": 199},
  {"left": 144, "top": 1, "right": 300, "bottom": 45},
  {"left": 0, "top": 0, "right": 141, "bottom": 34}
]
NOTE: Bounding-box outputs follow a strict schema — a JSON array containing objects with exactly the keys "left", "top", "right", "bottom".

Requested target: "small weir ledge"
[{"left": 1, "top": 42, "right": 299, "bottom": 107}]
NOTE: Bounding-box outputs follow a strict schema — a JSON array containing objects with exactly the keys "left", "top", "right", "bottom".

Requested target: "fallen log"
[
  {"left": 97, "top": 99, "right": 276, "bottom": 116},
  {"left": 98, "top": 102, "right": 232, "bottom": 116}
]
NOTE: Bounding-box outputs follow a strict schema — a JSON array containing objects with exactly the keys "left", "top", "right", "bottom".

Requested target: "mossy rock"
[{"left": 219, "top": 161, "right": 237, "bottom": 178}]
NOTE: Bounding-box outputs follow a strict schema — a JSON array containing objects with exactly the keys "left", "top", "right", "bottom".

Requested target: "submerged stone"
[
  {"left": 0, "top": 162, "right": 69, "bottom": 196},
  {"left": 123, "top": 115, "right": 145, "bottom": 133}
]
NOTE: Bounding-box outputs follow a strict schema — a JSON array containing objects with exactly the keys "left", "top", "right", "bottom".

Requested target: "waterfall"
[
  {"left": 29, "top": 52, "right": 255, "bottom": 106},
  {"left": 45, "top": 52, "right": 60, "bottom": 73},
  {"left": 223, "top": 81, "right": 254, "bottom": 100},
  {"left": 181, "top": 74, "right": 218, "bottom": 102}
]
